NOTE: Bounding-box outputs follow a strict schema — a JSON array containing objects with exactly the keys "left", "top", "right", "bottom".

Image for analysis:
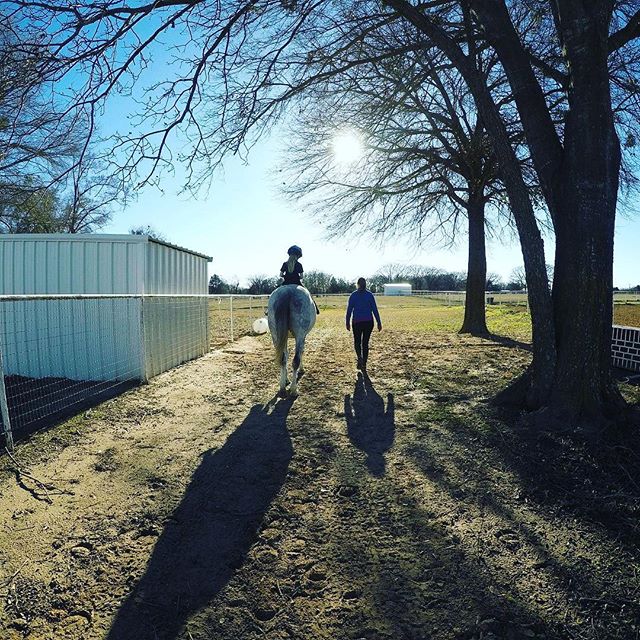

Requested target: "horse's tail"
[{"left": 272, "top": 291, "right": 290, "bottom": 365}]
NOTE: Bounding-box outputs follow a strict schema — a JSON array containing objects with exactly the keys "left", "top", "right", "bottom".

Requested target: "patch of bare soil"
[{"left": 0, "top": 320, "right": 639, "bottom": 640}]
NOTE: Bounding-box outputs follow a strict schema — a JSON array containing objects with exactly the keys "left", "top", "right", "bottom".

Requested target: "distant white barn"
[
  {"left": 0, "top": 234, "right": 212, "bottom": 383},
  {"left": 383, "top": 283, "right": 412, "bottom": 296}
]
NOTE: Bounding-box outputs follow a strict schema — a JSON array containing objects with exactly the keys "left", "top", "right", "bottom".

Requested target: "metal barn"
[
  {"left": 383, "top": 283, "right": 412, "bottom": 296},
  {"left": 0, "top": 234, "right": 212, "bottom": 383}
]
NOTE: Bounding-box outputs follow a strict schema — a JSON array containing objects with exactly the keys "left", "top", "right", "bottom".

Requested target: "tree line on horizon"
[{"left": 209, "top": 264, "right": 538, "bottom": 295}]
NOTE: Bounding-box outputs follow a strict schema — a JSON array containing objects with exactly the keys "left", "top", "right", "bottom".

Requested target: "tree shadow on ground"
[
  {"left": 344, "top": 372, "right": 395, "bottom": 477},
  {"left": 483, "top": 332, "right": 532, "bottom": 352},
  {"left": 106, "top": 396, "right": 294, "bottom": 640},
  {"left": 328, "top": 443, "right": 560, "bottom": 638},
  {"left": 403, "top": 406, "right": 640, "bottom": 638}
]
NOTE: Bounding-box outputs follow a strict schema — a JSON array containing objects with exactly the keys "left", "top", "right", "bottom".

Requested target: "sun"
[{"left": 331, "top": 129, "right": 364, "bottom": 164}]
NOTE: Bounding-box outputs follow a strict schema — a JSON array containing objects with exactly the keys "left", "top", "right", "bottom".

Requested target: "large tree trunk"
[
  {"left": 460, "top": 197, "right": 488, "bottom": 335},
  {"left": 457, "top": 1, "right": 629, "bottom": 427},
  {"left": 546, "top": 3, "right": 626, "bottom": 427}
]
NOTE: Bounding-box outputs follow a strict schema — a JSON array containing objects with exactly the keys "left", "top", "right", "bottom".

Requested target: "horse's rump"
[
  {"left": 267, "top": 285, "right": 316, "bottom": 396},
  {"left": 269, "top": 286, "right": 292, "bottom": 363}
]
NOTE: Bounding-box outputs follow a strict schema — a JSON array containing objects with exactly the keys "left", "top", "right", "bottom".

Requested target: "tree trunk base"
[
  {"left": 493, "top": 369, "right": 638, "bottom": 441},
  {"left": 458, "top": 323, "right": 489, "bottom": 336},
  {"left": 491, "top": 368, "right": 545, "bottom": 410}
]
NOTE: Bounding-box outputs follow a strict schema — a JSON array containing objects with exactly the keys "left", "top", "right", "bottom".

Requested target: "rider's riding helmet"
[{"left": 287, "top": 245, "right": 303, "bottom": 258}]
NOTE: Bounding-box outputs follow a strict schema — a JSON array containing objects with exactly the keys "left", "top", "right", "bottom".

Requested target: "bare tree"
[
  {"left": 0, "top": 23, "right": 85, "bottom": 198},
  {"left": 0, "top": 181, "right": 60, "bottom": 232},
  {"left": 1, "top": 23, "right": 120, "bottom": 231},
  {"left": 302, "top": 270, "right": 334, "bottom": 294},
  {"left": 247, "top": 274, "right": 279, "bottom": 294},
  {"left": 507, "top": 266, "right": 527, "bottom": 291},
  {"left": 58, "top": 153, "right": 121, "bottom": 232},
  {"left": 281, "top": 25, "right": 524, "bottom": 335}
]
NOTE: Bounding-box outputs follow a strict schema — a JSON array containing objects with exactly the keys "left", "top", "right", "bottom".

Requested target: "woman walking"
[{"left": 346, "top": 278, "right": 382, "bottom": 371}]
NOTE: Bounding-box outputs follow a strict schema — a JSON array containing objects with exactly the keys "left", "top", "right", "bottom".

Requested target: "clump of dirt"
[
  {"left": 0, "top": 310, "right": 638, "bottom": 640},
  {"left": 93, "top": 447, "right": 119, "bottom": 472}
]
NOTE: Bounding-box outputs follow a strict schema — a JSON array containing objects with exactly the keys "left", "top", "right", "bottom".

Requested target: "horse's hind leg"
[
  {"left": 279, "top": 347, "right": 289, "bottom": 396},
  {"left": 289, "top": 336, "right": 305, "bottom": 396}
]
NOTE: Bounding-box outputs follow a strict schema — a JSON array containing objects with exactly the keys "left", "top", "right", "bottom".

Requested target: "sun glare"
[{"left": 331, "top": 129, "right": 364, "bottom": 164}]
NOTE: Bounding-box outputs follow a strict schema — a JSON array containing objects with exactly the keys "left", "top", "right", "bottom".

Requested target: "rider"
[
  {"left": 280, "top": 245, "right": 320, "bottom": 314},
  {"left": 280, "top": 245, "right": 304, "bottom": 285}
]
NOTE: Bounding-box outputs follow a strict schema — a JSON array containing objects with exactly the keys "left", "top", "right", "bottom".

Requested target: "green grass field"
[{"left": 208, "top": 294, "right": 640, "bottom": 347}]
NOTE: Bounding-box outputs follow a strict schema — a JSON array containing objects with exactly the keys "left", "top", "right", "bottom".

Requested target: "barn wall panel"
[
  {"left": 0, "top": 235, "right": 146, "bottom": 295},
  {"left": 144, "top": 241, "right": 208, "bottom": 294}
]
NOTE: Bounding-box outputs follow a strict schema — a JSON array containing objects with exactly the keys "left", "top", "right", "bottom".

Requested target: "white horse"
[{"left": 268, "top": 285, "right": 316, "bottom": 396}]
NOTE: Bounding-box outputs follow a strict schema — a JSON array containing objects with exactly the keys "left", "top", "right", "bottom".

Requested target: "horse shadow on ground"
[
  {"left": 344, "top": 373, "right": 395, "bottom": 477},
  {"left": 107, "top": 396, "right": 294, "bottom": 640}
]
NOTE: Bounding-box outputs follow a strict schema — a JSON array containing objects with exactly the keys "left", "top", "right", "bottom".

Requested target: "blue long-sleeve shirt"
[{"left": 346, "top": 289, "right": 381, "bottom": 325}]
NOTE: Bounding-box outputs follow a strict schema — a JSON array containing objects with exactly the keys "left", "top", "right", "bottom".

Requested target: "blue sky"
[{"left": 103, "top": 129, "right": 640, "bottom": 289}]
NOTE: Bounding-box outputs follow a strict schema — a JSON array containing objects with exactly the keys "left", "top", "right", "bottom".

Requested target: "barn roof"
[{"left": 0, "top": 233, "right": 212, "bottom": 261}]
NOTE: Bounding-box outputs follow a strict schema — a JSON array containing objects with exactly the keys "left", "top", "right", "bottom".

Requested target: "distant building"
[{"left": 383, "top": 283, "right": 412, "bottom": 296}]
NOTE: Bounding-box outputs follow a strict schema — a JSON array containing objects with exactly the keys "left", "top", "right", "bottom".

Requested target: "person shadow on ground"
[
  {"left": 106, "top": 396, "right": 294, "bottom": 640},
  {"left": 344, "top": 373, "right": 395, "bottom": 477}
]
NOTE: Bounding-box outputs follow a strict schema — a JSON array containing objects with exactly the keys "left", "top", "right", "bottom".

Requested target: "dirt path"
[{"left": 1, "top": 313, "right": 639, "bottom": 640}]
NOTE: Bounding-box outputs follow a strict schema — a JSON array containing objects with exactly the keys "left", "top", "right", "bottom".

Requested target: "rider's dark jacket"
[{"left": 281, "top": 261, "right": 303, "bottom": 286}]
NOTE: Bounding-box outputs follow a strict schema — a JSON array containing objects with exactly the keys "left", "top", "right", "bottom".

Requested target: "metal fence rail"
[{"left": 208, "top": 295, "right": 270, "bottom": 346}]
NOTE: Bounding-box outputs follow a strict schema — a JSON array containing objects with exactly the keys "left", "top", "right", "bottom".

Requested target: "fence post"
[
  {"left": 0, "top": 317, "right": 14, "bottom": 450},
  {"left": 203, "top": 295, "right": 210, "bottom": 355},
  {"left": 139, "top": 295, "right": 148, "bottom": 383},
  {"left": 230, "top": 295, "right": 234, "bottom": 343}
]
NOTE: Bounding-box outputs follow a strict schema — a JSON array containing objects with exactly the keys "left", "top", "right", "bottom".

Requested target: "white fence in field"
[
  {"left": 412, "top": 290, "right": 528, "bottom": 305},
  {"left": 410, "top": 289, "right": 640, "bottom": 306}
]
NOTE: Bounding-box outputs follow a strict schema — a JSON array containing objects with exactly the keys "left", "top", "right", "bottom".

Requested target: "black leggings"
[{"left": 353, "top": 321, "right": 374, "bottom": 362}]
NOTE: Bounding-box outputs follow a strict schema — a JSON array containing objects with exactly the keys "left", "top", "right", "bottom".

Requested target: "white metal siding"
[
  {"left": 0, "top": 236, "right": 145, "bottom": 294},
  {"left": 145, "top": 241, "right": 208, "bottom": 294}
]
